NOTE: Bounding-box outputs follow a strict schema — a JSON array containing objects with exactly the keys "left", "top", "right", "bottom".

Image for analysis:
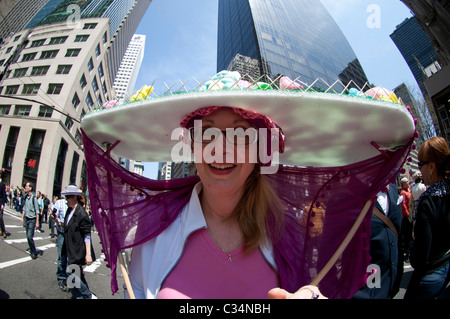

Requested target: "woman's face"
[{"left": 194, "top": 108, "right": 256, "bottom": 197}]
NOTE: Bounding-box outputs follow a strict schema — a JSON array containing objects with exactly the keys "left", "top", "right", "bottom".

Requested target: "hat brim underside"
[{"left": 81, "top": 90, "right": 415, "bottom": 167}]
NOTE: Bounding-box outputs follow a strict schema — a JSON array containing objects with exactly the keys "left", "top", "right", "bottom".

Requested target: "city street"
[
  {"left": 0, "top": 205, "right": 414, "bottom": 300},
  {"left": 0, "top": 206, "right": 124, "bottom": 299}
]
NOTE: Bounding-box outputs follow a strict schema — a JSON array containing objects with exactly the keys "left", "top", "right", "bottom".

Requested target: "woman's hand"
[{"left": 268, "top": 285, "right": 327, "bottom": 299}]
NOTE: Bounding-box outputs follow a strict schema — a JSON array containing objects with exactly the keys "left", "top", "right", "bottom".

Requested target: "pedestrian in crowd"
[
  {"left": 54, "top": 185, "right": 97, "bottom": 299},
  {"left": 14, "top": 187, "right": 22, "bottom": 212},
  {"left": 400, "top": 177, "right": 413, "bottom": 262},
  {"left": 36, "top": 191, "right": 44, "bottom": 233},
  {"left": 8, "top": 185, "right": 13, "bottom": 208},
  {"left": 410, "top": 172, "right": 426, "bottom": 218},
  {"left": 51, "top": 194, "right": 68, "bottom": 291},
  {"left": 352, "top": 184, "right": 403, "bottom": 299},
  {"left": 42, "top": 193, "right": 50, "bottom": 224},
  {"left": 21, "top": 182, "right": 42, "bottom": 259},
  {"left": 0, "top": 172, "right": 8, "bottom": 239},
  {"left": 49, "top": 196, "right": 58, "bottom": 238},
  {"left": 405, "top": 136, "right": 450, "bottom": 299}
]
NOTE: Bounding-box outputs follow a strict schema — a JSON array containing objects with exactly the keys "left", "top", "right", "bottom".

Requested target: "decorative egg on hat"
[{"left": 365, "top": 87, "right": 399, "bottom": 104}]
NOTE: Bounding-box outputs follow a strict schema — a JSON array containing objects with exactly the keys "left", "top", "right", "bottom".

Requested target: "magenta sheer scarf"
[{"left": 81, "top": 129, "right": 416, "bottom": 298}]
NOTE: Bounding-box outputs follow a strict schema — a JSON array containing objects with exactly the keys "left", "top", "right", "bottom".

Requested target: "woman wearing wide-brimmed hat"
[{"left": 81, "top": 71, "right": 417, "bottom": 299}]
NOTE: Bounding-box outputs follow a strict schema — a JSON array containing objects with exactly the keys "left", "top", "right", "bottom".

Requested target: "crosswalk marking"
[
  {"left": 1, "top": 208, "right": 106, "bottom": 275},
  {"left": 5, "top": 236, "right": 50, "bottom": 244},
  {"left": 3, "top": 210, "right": 22, "bottom": 220},
  {"left": 0, "top": 244, "right": 56, "bottom": 269},
  {"left": 84, "top": 254, "right": 106, "bottom": 273}
]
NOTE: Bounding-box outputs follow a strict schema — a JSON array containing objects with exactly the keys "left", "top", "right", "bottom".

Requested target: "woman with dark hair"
[{"left": 405, "top": 137, "right": 450, "bottom": 299}]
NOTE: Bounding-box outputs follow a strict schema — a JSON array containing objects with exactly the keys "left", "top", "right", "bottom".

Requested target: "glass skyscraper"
[
  {"left": 217, "top": 0, "right": 369, "bottom": 89},
  {"left": 390, "top": 16, "right": 441, "bottom": 136}
]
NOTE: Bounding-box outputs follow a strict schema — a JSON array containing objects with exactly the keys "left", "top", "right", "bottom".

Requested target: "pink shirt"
[{"left": 158, "top": 229, "right": 279, "bottom": 299}]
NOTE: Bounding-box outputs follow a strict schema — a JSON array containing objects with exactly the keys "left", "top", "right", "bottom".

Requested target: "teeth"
[{"left": 210, "top": 164, "right": 235, "bottom": 169}]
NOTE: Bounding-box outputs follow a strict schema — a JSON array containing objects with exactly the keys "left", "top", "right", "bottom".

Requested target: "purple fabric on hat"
[{"left": 81, "top": 128, "right": 415, "bottom": 298}]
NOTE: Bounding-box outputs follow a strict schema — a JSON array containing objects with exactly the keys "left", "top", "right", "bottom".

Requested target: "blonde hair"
[{"left": 234, "top": 167, "right": 285, "bottom": 252}]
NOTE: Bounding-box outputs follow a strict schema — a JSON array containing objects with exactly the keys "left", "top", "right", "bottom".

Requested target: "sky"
[{"left": 132, "top": 0, "right": 417, "bottom": 179}]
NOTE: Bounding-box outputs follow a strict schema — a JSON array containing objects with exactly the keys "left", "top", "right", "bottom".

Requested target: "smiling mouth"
[{"left": 209, "top": 163, "right": 237, "bottom": 170}]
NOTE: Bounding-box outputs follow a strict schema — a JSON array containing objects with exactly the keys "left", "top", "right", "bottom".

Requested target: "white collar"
[{"left": 179, "top": 182, "right": 207, "bottom": 240}]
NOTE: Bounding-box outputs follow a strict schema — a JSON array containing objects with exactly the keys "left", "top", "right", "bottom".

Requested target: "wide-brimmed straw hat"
[{"left": 81, "top": 71, "right": 416, "bottom": 167}]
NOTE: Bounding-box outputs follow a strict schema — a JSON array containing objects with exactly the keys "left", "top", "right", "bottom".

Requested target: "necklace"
[{"left": 206, "top": 228, "right": 240, "bottom": 262}]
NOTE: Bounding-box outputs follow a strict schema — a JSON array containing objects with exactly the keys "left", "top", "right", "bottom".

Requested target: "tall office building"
[
  {"left": 113, "top": 34, "right": 146, "bottom": 100},
  {"left": 401, "top": 0, "right": 450, "bottom": 67},
  {"left": 217, "top": 0, "right": 369, "bottom": 90},
  {"left": 400, "top": 0, "right": 450, "bottom": 145},
  {"left": 0, "top": 0, "right": 50, "bottom": 43},
  {"left": 26, "top": 0, "right": 152, "bottom": 84},
  {"left": 0, "top": 1, "right": 151, "bottom": 197},
  {"left": 390, "top": 16, "right": 440, "bottom": 135}
]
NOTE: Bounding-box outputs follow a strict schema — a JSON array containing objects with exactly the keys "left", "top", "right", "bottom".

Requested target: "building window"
[
  {"left": 65, "top": 117, "right": 73, "bottom": 130},
  {"left": 0, "top": 105, "right": 11, "bottom": 115},
  {"left": 47, "top": 84, "right": 63, "bottom": 95},
  {"left": 66, "top": 48, "right": 81, "bottom": 57},
  {"left": 75, "top": 34, "right": 89, "bottom": 42},
  {"left": 87, "top": 58, "right": 94, "bottom": 72},
  {"left": 103, "top": 32, "right": 108, "bottom": 44},
  {"left": 75, "top": 130, "right": 82, "bottom": 144},
  {"left": 30, "top": 39, "right": 46, "bottom": 47},
  {"left": 98, "top": 62, "right": 104, "bottom": 78},
  {"left": 14, "top": 105, "right": 32, "bottom": 116},
  {"left": 102, "top": 81, "right": 107, "bottom": 94},
  {"left": 92, "top": 76, "right": 99, "bottom": 92},
  {"left": 22, "top": 84, "right": 41, "bottom": 95},
  {"left": 72, "top": 93, "right": 80, "bottom": 109},
  {"left": 13, "top": 68, "right": 28, "bottom": 77},
  {"left": 95, "top": 43, "right": 101, "bottom": 57},
  {"left": 40, "top": 50, "right": 58, "bottom": 59},
  {"left": 97, "top": 94, "right": 103, "bottom": 106},
  {"left": 80, "top": 74, "right": 87, "bottom": 88},
  {"left": 38, "top": 105, "right": 53, "bottom": 118},
  {"left": 86, "top": 92, "right": 93, "bottom": 108},
  {"left": 6, "top": 47, "right": 13, "bottom": 54},
  {"left": 5, "top": 85, "right": 19, "bottom": 95},
  {"left": 69, "top": 152, "right": 80, "bottom": 184},
  {"left": 31, "top": 65, "right": 49, "bottom": 76},
  {"left": 56, "top": 64, "right": 72, "bottom": 74},
  {"left": 49, "top": 36, "right": 68, "bottom": 45},
  {"left": 83, "top": 23, "right": 97, "bottom": 30},
  {"left": 22, "top": 52, "right": 37, "bottom": 62},
  {"left": 14, "top": 35, "right": 20, "bottom": 42},
  {"left": 24, "top": 129, "right": 46, "bottom": 186},
  {"left": 2, "top": 126, "right": 20, "bottom": 184},
  {"left": 53, "top": 138, "right": 68, "bottom": 197}
]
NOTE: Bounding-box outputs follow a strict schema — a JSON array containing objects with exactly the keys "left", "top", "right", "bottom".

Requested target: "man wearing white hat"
[{"left": 53, "top": 185, "right": 96, "bottom": 299}]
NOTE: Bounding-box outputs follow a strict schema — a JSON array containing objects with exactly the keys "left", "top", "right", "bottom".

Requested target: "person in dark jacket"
[
  {"left": 54, "top": 185, "right": 96, "bottom": 299},
  {"left": 405, "top": 137, "right": 450, "bottom": 299},
  {"left": 0, "top": 172, "right": 8, "bottom": 238},
  {"left": 353, "top": 184, "right": 403, "bottom": 299}
]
